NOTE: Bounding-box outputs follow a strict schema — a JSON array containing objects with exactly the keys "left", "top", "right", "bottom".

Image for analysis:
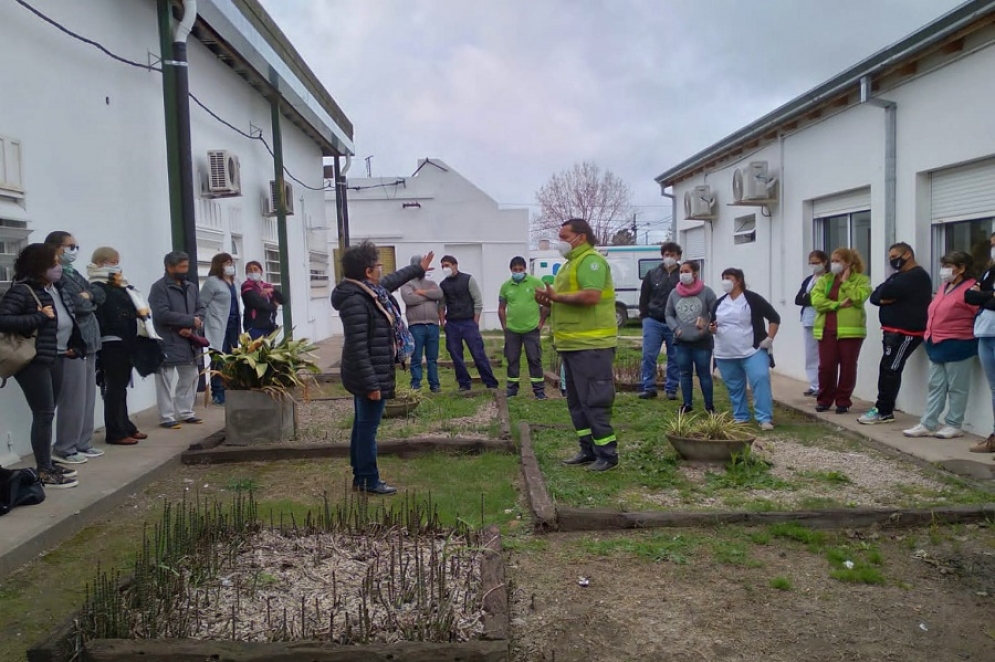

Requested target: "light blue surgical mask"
[{"left": 511, "top": 272, "right": 526, "bottom": 283}]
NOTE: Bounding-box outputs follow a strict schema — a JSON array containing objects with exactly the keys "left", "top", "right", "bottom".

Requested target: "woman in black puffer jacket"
[
  {"left": 331, "top": 242, "right": 433, "bottom": 495},
  {"left": 0, "top": 243, "right": 85, "bottom": 489}
]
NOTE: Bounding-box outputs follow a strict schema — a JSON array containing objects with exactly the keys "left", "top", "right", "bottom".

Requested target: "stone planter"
[
  {"left": 666, "top": 434, "right": 755, "bottom": 462},
  {"left": 224, "top": 390, "right": 296, "bottom": 445},
  {"left": 383, "top": 398, "right": 420, "bottom": 419}
]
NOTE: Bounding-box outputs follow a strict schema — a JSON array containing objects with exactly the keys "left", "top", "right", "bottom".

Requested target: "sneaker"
[
  {"left": 211, "top": 398, "right": 225, "bottom": 407},
  {"left": 815, "top": 404, "right": 830, "bottom": 412},
  {"left": 759, "top": 422, "right": 775, "bottom": 431},
  {"left": 969, "top": 434, "right": 995, "bottom": 453},
  {"left": 40, "top": 470, "right": 78, "bottom": 489},
  {"left": 835, "top": 406, "right": 849, "bottom": 414},
  {"left": 79, "top": 448, "right": 105, "bottom": 458},
  {"left": 802, "top": 388, "right": 818, "bottom": 397},
  {"left": 182, "top": 417, "right": 203, "bottom": 424},
  {"left": 533, "top": 391, "right": 548, "bottom": 400},
  {"left": 903, "top": 424, "right": 936, "bottom": 438},
  {"left": 352, "top": 481, "right": 398, "bottom": 495},
  {"left": 561, "top": 452, "right": 596, "bottom": 466},
  {"left": 858, "top": 408, "right": 894, "bottom": 425},
  {"left": 665, "top": 391, "right": 678, "bottom": 401},
  {"left": 678, "top": 405, "right": 693, "bottom": 415},
  {"left": 458, "top": 386, "right": 472, "bottom": 392},
  {"left": 637, "top": 391, "right": 658, "bottom": 400},
  {"left": 934, "top": 425, "right": 964, "bottom": 439},
  {"left": 56, "top": 452, "right": 87, "bottom": 465},
  {"left": 160, "top": 421, "right": 181, "bottom": 430},
  {"left": 50, "top": 463, "right": 78, "bottom": 478},
  {"left": 506, "top": 389, "right": 519, "bottom": 398},
  {"left": 587, "top": 458, "right": 619, "bottom": 472},
  {"left": 705, "top": 407, "right": 716, "bottom": 415},
  {"left": 430, "top": 387, "right": 442, "bottom": 394}
]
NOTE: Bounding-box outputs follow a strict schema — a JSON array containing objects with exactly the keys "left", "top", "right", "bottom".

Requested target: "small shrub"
[{"left": 769, "top": 576, "right": 793, "bottom": 591}]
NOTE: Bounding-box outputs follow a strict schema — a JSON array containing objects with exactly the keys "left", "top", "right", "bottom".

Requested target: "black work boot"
[
  {"left": 562, "top": 436, "right": 596, "bottom": 465},
  {"left": 587, "top": 441, "right": 619, "bottom": 472},
  {"left": 533, "top": 388, "right": 547, "bottom": 400}
]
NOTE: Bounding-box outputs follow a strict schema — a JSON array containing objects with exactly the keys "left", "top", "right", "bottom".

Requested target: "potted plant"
[
  {"left": 383, "top": 384, "right": 423, "bottom": 419},
  {"left": 665, "top": 411, "right": 756, "bottom": 462},
  {"left": 213, "top": 330, "right": 320, "bottom": 445}
]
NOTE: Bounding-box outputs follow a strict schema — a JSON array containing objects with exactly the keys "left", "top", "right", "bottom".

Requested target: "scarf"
[
  {"left": 87, "top": 264, "right": 162, "bottom": 340},
  {"left": 676, "top": 278, "right": 705, "bottom": 297},
  {"left": 346, "top": 278, "right": 414, "bottom": 366}
]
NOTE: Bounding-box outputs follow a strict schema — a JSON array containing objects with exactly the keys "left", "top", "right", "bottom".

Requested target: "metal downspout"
[
  {"left": 861, "top": 76, "right": 897, "bottom": 254},
  {"left": 270, "top": 96, "right": 293, "bottom": 336},
  {"left": 156, "top": 0, "right": 183, "bottom": 252},
  {"left": 172, "top": 0, "right": 199, "bottom": 284}
]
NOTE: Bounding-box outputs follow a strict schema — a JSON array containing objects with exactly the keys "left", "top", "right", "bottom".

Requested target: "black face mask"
[
  {"left": 889, "top": 256, "right": 908, "bottom": 271},
  {"left": 173, "top": 271, "right": 189, "bottom": 281}
]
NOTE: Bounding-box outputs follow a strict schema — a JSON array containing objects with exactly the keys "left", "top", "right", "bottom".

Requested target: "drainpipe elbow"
[{"left": 173, "top": 0, "right": 198, "bottom": 44}]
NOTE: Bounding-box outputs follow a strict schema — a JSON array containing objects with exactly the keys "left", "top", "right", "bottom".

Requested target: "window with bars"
[
  {"left": 814, "top": 210, "right": 872, "bottom": 277},
  {"left": 264, "top": 245, "right": 282, "bottom": 284},
  {"left": 309, "top": 251, "right": 330, "bottom": 289}
]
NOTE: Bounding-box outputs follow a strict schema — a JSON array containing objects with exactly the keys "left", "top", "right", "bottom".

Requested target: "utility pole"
[{"left": 364, "top": 155, "right": 373, "bottom": 178}]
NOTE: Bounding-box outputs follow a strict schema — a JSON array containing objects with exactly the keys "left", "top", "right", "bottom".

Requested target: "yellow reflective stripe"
[
  {"left": 557, "top": 328, "right": 618, "bottom": 339},
  {"left": 576, "top": 428, "right": 592, "bottom": 437},
  {"left": 529, "top": 377, "right": 544, "bottom": 382},
  {"left": 507, "top": 377, "right": 521, "bottom": 382},
  {"left": 593, "top": 434, "right": 617, "bottom": 446}
]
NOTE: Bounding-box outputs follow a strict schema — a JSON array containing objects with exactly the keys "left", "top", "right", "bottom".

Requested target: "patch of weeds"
[
  {"left": 502, "top": 535, "right": 549, "bottom": 554},
  {"left": 581, "top": 532, "right": 702, "bottom": 565},
  {"left": 748, "top": 529, "right": 772, "bottom": 545},
  {"left": 826, "top": 546, "right": 886, "bottom": 585},
  {"left": 800, "top": 470, "right": 853, "bottom": 485},
  {"left": 768, "top": 522, "right": 827, "bottom": 551},
  {"left": 710, "top": 540, "right": 761, "bottom": 567},
  {"left": 769, "top": 576, "right": 793, "bottom": 591},
  {"left": 706, "top": 450, "right": 791, "bottom": 491},
  {"left": 225, "top": 477, "right": 259, "bottom": 492}
]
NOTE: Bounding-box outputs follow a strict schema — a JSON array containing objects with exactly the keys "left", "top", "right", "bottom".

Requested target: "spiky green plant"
[
  {"left": 666, "top": 410, "right": 753, "bottom": 441},
  {"left": 212, "top": 329, "right": 319, "bottom": 397}
]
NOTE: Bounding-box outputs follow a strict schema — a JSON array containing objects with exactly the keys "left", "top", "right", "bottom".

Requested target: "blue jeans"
[
  {"left": 716, "top": 350, "right": 773, "bottom": 424},
  {"left": 674, "top": 343, "right": 713, "bottom": 410},
  {"left": 210, "top": 317, "right": 241, "bottom": 403},
  {"left": 350, "top": 396, "right": 387, "bottom": 488},
  {"left": 409, "top": 324, "right": 441, "bottom": 390},
  {"left": 641, "top": 317, "right": 678, "bottom": 394},
  {"left": 979, "top": 337, "right": 995, "bottom": 434},
  {"left": 445, "top": 319, "right": 498, "bottom": 389}
]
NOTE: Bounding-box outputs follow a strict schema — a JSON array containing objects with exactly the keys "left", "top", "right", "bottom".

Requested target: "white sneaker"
[
  {"left": 56, "top": 452, "right": 88, "bottom": 464},
  {"left": 80, "top": 448, "right": 105, "bottom": 458},
  {"left": 759, "top": 422, "right": 774, "bottom": 431},
  {"left": 903, "top": 424, "right": 936, "bottom": 438},
  {"left": 934, "top": 425, "right": 964, "bottom": 439}
]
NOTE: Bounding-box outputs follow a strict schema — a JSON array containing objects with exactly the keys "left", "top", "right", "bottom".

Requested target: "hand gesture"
[
  {"left": 535, "top": 284, "right": 555, "bottom": 307},
  {"left": 193, "top": 317, "right": 204, "bottom": 329},
  {"left": 842, "top": 265, "right": 851, "bottom": 280},
  {"left": 40, "top": 305, "right": 55, "bottom": 319},
  {"left": 368, "top": 390, "right": 382, "bottom": 401},
  {"left": 708, "top": 321, "right": 718, "bottom": 334},
  {"left": 178, "top": 328, "right": 192, "bottom": 338},
  {"left": 415, "top": 289, "right": 428, "bottom": 297},
  {"left": 419, "top": 251, "right": 435, "bottom": 272}
]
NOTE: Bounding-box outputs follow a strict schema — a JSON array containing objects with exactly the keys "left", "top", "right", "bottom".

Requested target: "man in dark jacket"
[
  {"left": 859, "top": 242, "right": 933, "bottom": 425},
  {"left": 148, "top": 251, "right": 206, "bottom": 429},
  {"left": 439, "top": 255, "right": 499, "bottom": 391},
  {"left": 638, "top": 242, "right": 682, "bottom": 399},
  {"left": 332, "top": 242, "right": 434, "bottom": 495}
]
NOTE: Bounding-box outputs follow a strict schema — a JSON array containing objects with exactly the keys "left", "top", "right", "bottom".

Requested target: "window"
[
  {"left": 332, "top": 244, "right": 396, "bottom": 283},
  {"left": 230, "top": 235, "right": 243, "bottom": 274},
  {"left": 638, "top": 258, "right": 663, "bottom": 279},
  {"left": 195, "top": 229, "right": 224, "bottom": 280},
  {"left": 815, "top": 210, "right": 871, "bottom": 276},
  {"left": 264, "top": 245, "right": 282, "bottom": 285},
  {"left": 733, "top": 214, "right": 756, "bottom": 245},
  {"left": 0, "top": 135, "right": 24, "bottom": 198},
  {"left": 309, "top": 251, "right": 330, "bottom": 288},
  {"left": 0, "top": 219, "right": 30, "bottom": 292},
  {"left": 935, "top": 217, "right": 994, "bottom": 275}
]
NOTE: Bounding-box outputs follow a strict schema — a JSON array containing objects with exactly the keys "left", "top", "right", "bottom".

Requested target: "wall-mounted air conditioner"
[
  {"left": 732, "top": 161, "right": 778, "bottom": 204},
  {"left": 263, "top": 180, "right": 295, "bottom": 217},
  {"left": 205, "top": 150, "right": 241, "bottom": 197},
  {"left": 684, "top": 185, "right": 717, "bottom": 220}
]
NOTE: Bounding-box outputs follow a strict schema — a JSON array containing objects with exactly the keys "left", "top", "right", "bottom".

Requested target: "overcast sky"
[{"left": 261, "top": 0, "right": 962, "bottom": 236}]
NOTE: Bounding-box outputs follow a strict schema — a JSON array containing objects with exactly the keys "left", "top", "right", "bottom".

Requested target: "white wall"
[
  {"left": 0, "top": 0, "right": 335, "bottom": 465},
  {"left": 327, "top": 160, "right": 529, "bottom": 331},
  {"left": 672, "top": 41, "right": 995, "bottom": 434}
]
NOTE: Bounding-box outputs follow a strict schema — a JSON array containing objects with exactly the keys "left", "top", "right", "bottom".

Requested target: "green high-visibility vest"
[{"left": 551, "top": 244, "right": 618, "bottom": 351}]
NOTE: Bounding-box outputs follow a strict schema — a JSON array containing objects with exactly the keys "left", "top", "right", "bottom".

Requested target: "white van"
[{"left": 529, "top": 245, "right": 664, "bottom": 327}]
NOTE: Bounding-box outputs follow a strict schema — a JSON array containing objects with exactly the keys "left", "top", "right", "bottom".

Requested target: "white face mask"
[
  {"left": 556, "top": 241, "right": 573, "bottom": 258},
  {"left": 224, "top": 265, "right": 236, "bottom": 277},
  {"left": 721, "top": 279, "right": 734, "bottom": 294},
  {"left": 810, "top": 263, "right": 825, "bottom": 275},
  {"left": 247, "top": 272, "right": 263, "bottom": 282},
  {"left": 940, "top": 267, "right": 955, "bottom": 283},
  {"left": 441, "top": 267, "right": 453, "bottom": 278},
  {"left": 830, "top": 262, "right": 844, "bottom": 275},
  {"left": 662, "top": 257, "right": 677, "bottom": 269},
  {"left": 679, "top": 273, "right": 694, "bottom": 285}
]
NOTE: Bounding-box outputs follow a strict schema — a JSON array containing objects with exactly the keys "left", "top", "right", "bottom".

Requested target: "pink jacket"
[{"left": 925, "top": 278, "right": 979, "bottom": 343}]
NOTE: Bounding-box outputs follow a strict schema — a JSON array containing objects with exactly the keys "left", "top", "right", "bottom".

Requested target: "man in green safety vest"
[{"left": 535, "top": 218, "right": 619, "bottom": 471}]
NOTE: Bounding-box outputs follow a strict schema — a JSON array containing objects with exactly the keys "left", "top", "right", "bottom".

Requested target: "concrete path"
[
  {"left": 0, "top": 335, "right": 343, "bottom": 579},
  {"left": 770, "top": 372, "right": 995, "bottom": 482}
]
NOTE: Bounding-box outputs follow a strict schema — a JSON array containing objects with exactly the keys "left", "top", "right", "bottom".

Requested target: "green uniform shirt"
[
  {"left": 551, "top": 244, "right": 618, "bottom": 351},
  {"left": 499, "top": 275, "right": 544, "bottom": 333}
]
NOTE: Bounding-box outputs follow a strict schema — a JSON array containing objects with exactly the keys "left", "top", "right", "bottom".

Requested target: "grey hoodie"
[
  {"left": 400, "top": 276, "right": 444, "bottom": 325},
  {"left": 665, "top": 284, "right": 717, "bottom": 346}
]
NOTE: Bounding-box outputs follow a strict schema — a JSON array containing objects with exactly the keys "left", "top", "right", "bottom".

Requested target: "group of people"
[
  {"left": 0, "top": 236, "right": 285, "bottom": 489},
  {"left": 797, "top": 240, "right": 995, "bottom": 453},
  {"left": 639, "top": 242, "right": 780, "bottom": 430}
]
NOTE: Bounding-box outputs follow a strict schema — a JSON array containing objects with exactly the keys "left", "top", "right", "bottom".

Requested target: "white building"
[
  {"left": 656, "top": 0, "right": 995, "bottom": 434},
  {"left": 0, "top": 0, "right": 353, "bottom": 466},
  {"left": 327, "top": 159, "right": 529, "bottom": 330}
]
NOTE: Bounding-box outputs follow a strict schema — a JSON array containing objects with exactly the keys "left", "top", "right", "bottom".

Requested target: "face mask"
[
  {"left": 247, "top": 272, "right": 263, "bottom": 282},
  {"left": 224, "top": 265, "right": 236, "bottom": 277},
  {"left": 679, "top": 273, "right": 694, "bottom": 285},
  {"left": 940, "top": 267, "right": 955, "bottom": 283},
  {"left": 511, "top": 272, "right": 526, "bottom": 283},
  {"left": 60, "top": 250, "right": 78, "bottom": 265},
  {"left": 46, "top": 264, "right": 63, "bottom": 282},
  {"left": 810, "top": 263, "right": 825, "bottom": 275},
  {"left": 721, "top": 279, "right": 735, "bottom": 294},
  {"left": 556, "top": 241, "right": 573, "bottom": 258},
  {"left": 889, "top": 256, "right": 907, "bottom": 271},
  {"left": 830, "top": 262, "right": 844, "bottom": 275},
  {"left": 662, "top": 257, "right": 677, "bottom": 269},
  {"left": 174, "top": 271, "right": 189, "bottom": 281},
  {"left": 108, "top": 266, "right": 123, "bottom": 275},
  {"left": 441, "top": 267, "right": 453, "bottom": 279}
]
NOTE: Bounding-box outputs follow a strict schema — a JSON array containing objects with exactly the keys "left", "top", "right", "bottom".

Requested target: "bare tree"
[
  {"left": 532, "top": 162, "right": 634, "bottom": 245},
  {"left": 610, "top": 228, "right": 636, "bottom": 245}
]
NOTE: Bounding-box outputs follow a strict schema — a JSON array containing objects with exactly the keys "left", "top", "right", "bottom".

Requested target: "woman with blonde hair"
[{"left": 810, "top": 247, "right": 871, "bottom": 414}]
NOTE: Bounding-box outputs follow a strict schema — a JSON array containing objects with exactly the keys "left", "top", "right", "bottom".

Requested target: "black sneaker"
[
  {"left": 430, "top": 387, "right": 442, "bottom": 393},
  {"left": 506, "top": 389, "right": 519, "bottom": 398},
  {"left": 458, "top": 386, "right": 472, "bottom": 392},
  {"left": 835, "top": 406, "right": 849, "bottom": 414},
  {"left": 638, "top": 391, "right": 658, "bottom": 400},
  {"left": 679, "top": 405, "right": 693, "bottom": 415},
  {"left": 665, "top": 391, "right": 678, "bottom": 401},
  {"left": 561, "top": 452, "right": 596, "bottom": 466},
  {"left": 51, "top": 462, "right": 78, "bottom": 478},
  {"left": 533, "top": 391, "right": 547, "bottom": 400},
  {"left": 352, "top": 481, "right": 398, "bottom": 495},
  {"left": 815, "top": 404, "right": 830, "bottom": 412},
  {"left": 40, "top": 469, "right": 79, "bottom": 489},
  {"left": 587, "top": 459, "right": 619, "bottom": 472}
]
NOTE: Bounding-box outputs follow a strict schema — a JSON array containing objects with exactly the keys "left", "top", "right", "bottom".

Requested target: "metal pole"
[
  {"left": 334, "top": 156, "right": 347, "bottom": 252},
  {"left": 884, "top": 104, "right": 897, "bottom": 249},
  {"left": 270, "top": 98, "right": 293, "bottom": 336},
  {"left": 156, "top": 0, "right": 183, "bottom": 252},
  {"left": 173, "top": 38, "right": 198, "bottom": 285}
]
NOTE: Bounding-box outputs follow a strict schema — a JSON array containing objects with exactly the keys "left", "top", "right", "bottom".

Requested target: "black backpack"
[{"left": 0, "top": 466, "right": 45, "bottom": 516}]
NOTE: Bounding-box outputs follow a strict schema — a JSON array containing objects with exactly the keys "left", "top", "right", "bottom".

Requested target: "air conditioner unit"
[
  {"left": 263, "top": 180, "right": 295, "bottom": 217},
  {"left": 206, "top": 150, "right": 241, "bottom": 196},
  {"left": 732, "top": 161, "right": 778, "bottom": 202},
  {"left": 684, "top": 185, "right": 717, "bottom": 219}
]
